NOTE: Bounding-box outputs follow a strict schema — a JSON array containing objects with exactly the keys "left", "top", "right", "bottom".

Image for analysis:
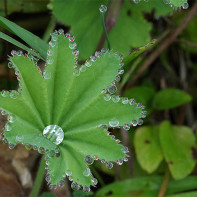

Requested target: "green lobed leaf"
[
  {"left": 153, "top": 88, "right": 192, "bottom": 110},
  {"left": 134, "top": 126, "right": 163, "bottom": 173},
  {"left": 0, "top": 16, "right": 48, "bottom": 59},
  {"left": 159, "top": 121, "right": 196, "bottom": 180},
  {"left": 51, "top": 0, "right": 171, "bottom": 60},
  {"left": 0, "top": 32, "right": 144, "bottom": 189}
]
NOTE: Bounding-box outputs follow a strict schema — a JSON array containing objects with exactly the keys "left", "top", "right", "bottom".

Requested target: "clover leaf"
[{"left": 0, "top": 30, "right": 145, "bottom": 191}]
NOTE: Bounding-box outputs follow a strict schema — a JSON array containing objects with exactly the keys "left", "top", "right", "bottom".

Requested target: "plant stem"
[
  {"left": 158, "top": 168, "right": 170, "bottom": 197},
  {"left": 42, "top": 17, "right": 56, "bottom": 42},
  {"left": 100, "top": 12, "right": 111, "bottom": 50},
  {"left": 30, "top": 156, "right": 46, "bottom": 197}
]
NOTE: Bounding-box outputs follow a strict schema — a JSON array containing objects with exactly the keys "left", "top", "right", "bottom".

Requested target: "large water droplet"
[
  {"left": 116, "top": 159, "right": 123, "bottom": 165},
  {"left": 85, "top": 60, "right": 92, "bottom": 67},
  {"left": 58, "top": 29, "right": 64, "bottom": 34},
  {"left": 80, "top": 65, "right": 86, "bottom": 72},
  {"left": 104, "top": 94, "right": 111, "bottom": 101},
  {"left": 122, "top": 97, "right": 129, "bottom": 104},
  {"left": 137, "top": 119, "right": 143, "bottom": 125},
  {"left": 109, "top": 119, "right": 119, "bottom": 128},
  {"left": 9, "top": 143, "right": 15, "bottom": 149},
  {"left": 69, "top": 42, "right": 77, "bottom": 49},
  {"left": 58, "top": 180, "right": 65, "bottom": 187},
  {"left": 112, "top": 95, "right": 120, "bottom": 103},
  {"left": 90, "top": 56, "right": 97, "bottom": 62},
  {"left": 95, "top": 51, "right": 101, "bottom": 58},
  {"left": 85, "top": 155, "right": 94, "bottom": 165},
  {"left": 45, "top": 175, "right": 51, "bottom": 183},
  {"left": 43, "top": 70, "right": 51, "bottom": 79},
  {"left": 43, "top": 125, "right": 64, "bottom": 145},
  {"left": 1, "top": 90, "right": 9, "bottom": 97},
  {"left": 106, "top": 162, "right": 113, "bottom": 169},
  {"left": 8, "top": 62, "right": 13, "bottom": 68},
  {"left": 115, "top": 75, "right": 121, "bottom": 82},
  {"left": 50, "top": 33, "right": 58, "bottom": 41},
  {"left": 99, "top": 5, "right": 107, "bottom": 13},
  {"left": 131, "top": 120, "right": 138, "bottom": 126},
  {"left": 129, "top": 99, "right": 136, "bottom": 105},
  {"left": 10, "top": 90, "right": 19, "bottom": 99},
  {"left": 72, "top": 49, "right": 79, "bottom": 56},
  {"left": 47, "top": 50, "right": 53, "bottom": 56},
  {"left": 108, "top": 85, "right": 117, "bottom": 94},
  {"left": 71, "top": 182, "right": 80, "bottom": 190},
  {"left": 46, "top": 150, "right": 55, "bottom": 158},
  {"left": 69, "top": 36, "right": 75, "bottom": 42},
  {"left": 83, "top": 167, "right": 91, "bottom": 176},
  {"left": 11, "top": 50, "right": 17, "bottom": 56},
  {"left": 73, "top": 69, "right": 80, "bottom": 77},
  {"left": 47, "top": 58, "right": 54, "bottom": 65}
]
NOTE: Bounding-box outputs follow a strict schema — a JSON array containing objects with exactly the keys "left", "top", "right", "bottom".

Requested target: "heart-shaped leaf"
[{"left": 0, "top": 31, "right": 145, "bottom": 191}]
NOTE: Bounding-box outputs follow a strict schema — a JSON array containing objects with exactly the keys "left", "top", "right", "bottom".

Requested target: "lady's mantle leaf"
[{"left": 0, "top": 32, "right": 144, "bottom": 189}]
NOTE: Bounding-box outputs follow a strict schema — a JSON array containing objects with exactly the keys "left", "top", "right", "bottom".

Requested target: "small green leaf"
[
  {"left": 153, "top": 88, "right": 192, "bottom": 110},
  {"left": 134, "top": 126, "right": 163, "bottom": 173},
  {"left": 0, "top": 16, "right": 48, "bottom": 59},
  {"left": 159, "top": 121, "right": 196, "bottom": 180}
]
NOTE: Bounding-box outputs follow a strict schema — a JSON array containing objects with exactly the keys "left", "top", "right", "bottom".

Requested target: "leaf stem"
[
  {"left": 158, "top": 167, "right": 170, "bottom": 197},
  {"left": 30, "top": 156, "right": 46, "bottom": 197},
  {"left": 100, "top": 12, "right": 111, "bottom": 50},
  {"left": 42, "top": 17, "right": 56, "bottom": 42}
]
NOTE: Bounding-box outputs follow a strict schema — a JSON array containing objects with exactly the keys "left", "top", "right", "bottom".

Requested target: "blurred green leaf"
[
  {"left": 167, "top": 191, "right": 197, "bottom": 197},
  {"left": 73, "top": 190, "right": 94, "bottom": 197},
  {"left": 0, "top": 0, "right": 48, "bottom": 16},
  {"left": 52, "top": 0, "right": 171, "bottom": 59},
  {"left": 0, "top": 31, "right": 43, "bottom": 60},
  {"left": 153, "top": 88, "right": 192, "bottom": 110},
  {"left": 159, "top": 121, "right": 196, "bottom": 180},
  {"left": 0, "top": 16, "right": 48, "bottom": 59},
  {"left": 124, "top": 86, "right": 155, "bottom": 106},
  {"left": 95, "top": 176, "right": 197, "bottom": 197},
  {"left": 134, "top": 126, "right": 163, "bottom": 173}
]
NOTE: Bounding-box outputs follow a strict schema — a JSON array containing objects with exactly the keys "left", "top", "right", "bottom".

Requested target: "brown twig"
[
  {"left": 126, "top": 1, "right": 197, "bottom": 88},
  {"left": 158, "top": 168, "right": 170, "bottom": 197}
]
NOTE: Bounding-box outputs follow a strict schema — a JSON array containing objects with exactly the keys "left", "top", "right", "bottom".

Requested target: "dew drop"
[
  {"left": 25, "top": 144, "right": 32, "bottom": 150},
  {"left": 11, "top": 50, "right": 17, "bottom": 56},
  {"left": 80, "top": 65, "right": 86, "bottom": 72},
  {"left": 104, "top": 94, "right": 111, "bottom": 101},
  {"left": 1, "top": 110, "right": 7, "bottom": 115},
  {"left": 47, "top": 58, "right": 54, "bottom": 65},
  {"left": 137, "top": 103, "right": 142, "bottom": 108},
  {"left": 116, "top": 159, "right": 123, "bottom": 165},
  {"left": 91, "top": 178, "right": 98, "bottom": 186},
  {"left": 85, "top": 60, "right": 92, "bottom": 67},
  {"left": 72, "top": 49, "right": 79, "bottom": 56},
  {"left": 112, "top": 95, "right": 120, "bottom": 103},
  {"left": 47, "top": 50, "right": 53, "bottom": 56},
  {"left": 101, "top": 48, "right": 108, "bottom": 53},
  {"left": 49, "top": 184, "right": 57, "bottom": 190},
  {"left": 118, "top": 69, "right": 124, "bottom": 74},
  {"left": 83, "top": 186, "right": 91, "bottom": 192},
  {"left": 109, "top": 119, "right": 119, "bottom": 128},
  {"left": 123, "top": 124, "right": 130, "bottom": 131},
  {"left": 66, "top": 170, "right": 72, "bottom": 176},
  {"left": 49, "top": 41, "right": 55, "bottom": 48},
  {"left": 115, "top": 75, "right": 121, "bottom": 82},
  {"left": 10, "top": 90, "right": 19, "bottom": 99},
  {"left": 45, "top": 175, "right": 51, "bottom": 183},
  {"left": 182, "top": 2, "right": 189, "bottom": 9},
  {"left": 71, "top": 182, "right": 80, "bottom": 190},
  {"left": 129, "top": 99, "right": 136, "bottom": 105},
  {"left": 43, "top": 125, "right": 64, "bottom": 145},
  {"left": 85, "top": 155, "right": 94, "bottom": 165},
  {"left": 83, "top": 167, "right": 91, "bottom": 177},
  {"left": 58, "top": 29, "right": 64, "bottom": 34},
  {"left": 69, "top": 36, "right": 75, "bottom": 42},
  {"left": 43, "top": 71, "right": 51, "bottom": 79},
  {"left": 121, "top": 146, "right": 129, "bottom": 153},
  {"left": 58, "top": 180, "right": 65, "bottom": 187},
  {"left": 107, "top": 85, "right": 117, "bottom": 94},
  {"left": 106, "top": 162, "right": 113, "bottom": 169},
  {"left": 38, "top": 147, "right": 45, "bottom": 154},
  {"left": 99, "top": 4, "right": 107, "bottom": 13},
  {"left": 90, "top": 56, "right": 97, "bottom": 62},
  {"left": 95, "top": 51, "right": 101, "bottom": 58},
  {"left": 1, "top": 90, "right": 9, "bottom": 97},
  {"left": 8, "top": 62, "right": 13, "bottom": 68},
  {"left": 131, "top": 120, "right": 138, "bottom": 126},
  {"left": 69, "top": 42, "right": 77, "bottom": 49},
  {"left": 73, "top": 69, "right": 80, "bottom": 77},
  {"left": 137, "top": 119, "right": 143, "bottom": 125},
  {"left": 50, "top": 33, "right": 58, "bottom": 41},
  {"left": 16, "top": 136, "right": 24, "bottom": 142},
  {"left": 5, "top": 123, "right": 12, "bottom": 131},
  {"left": 101, "top": 159, "right": 105, "bottom": 163},
  {"left": 101, "top": 89, "right": 107, "bottom": 94},
  {"left": 99, "top": 124, "right": 108, "bottom": 131},
  {"left": 122, "top": 97, "right": 129, "bottom": 104},
  {"left": 9, "top": 143, "right": 15, "bottom": 149},
  {"left": 65, "top": 33, "right": 70, "bottom": 37},
  {"left": 124, "top": 157, "right": 128, "bottom": 162},
  {"left": 133, "top": 0, "right": 140, "bottom": 4}
]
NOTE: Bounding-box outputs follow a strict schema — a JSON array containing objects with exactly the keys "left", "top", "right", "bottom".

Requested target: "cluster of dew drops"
[{"left": 132, "top": 0, "right": 189, "bottom": 9}]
